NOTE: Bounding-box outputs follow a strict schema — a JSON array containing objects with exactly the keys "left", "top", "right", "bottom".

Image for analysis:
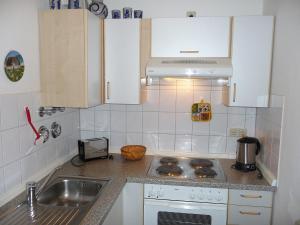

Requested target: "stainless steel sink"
[
  {"left": 0, "top": 176, "right": 109, "bottom": 225},
  {"left": 37, "top": 176, "right": 108, "bottom": 207}
]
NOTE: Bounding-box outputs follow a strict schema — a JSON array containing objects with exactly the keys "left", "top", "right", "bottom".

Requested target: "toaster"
[{"left": 78, "top": 137, "right": 109, "bottom": 161}]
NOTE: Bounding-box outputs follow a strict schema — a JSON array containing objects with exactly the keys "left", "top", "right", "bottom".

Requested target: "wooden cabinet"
[
  {"left": 104, "top": 19, "right": 141, "bottom": 104},
  {"left": 151, "top": 17, "right": 231, "bottom": 58},
  {"left": 102, "top": 183, "right": 143, "bottom": 225},
  {"left": 39, "top": 9, "right": 104, "bottom": 108},
  {"left": 224, "top": 16, "right": 274, "bottom": 107},
  {"left": 228, "top": 189, "right": 273, "bottom": 225}
]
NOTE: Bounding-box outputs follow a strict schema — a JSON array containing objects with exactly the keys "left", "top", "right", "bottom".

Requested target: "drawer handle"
[
  {"left": 180, "top": 50, "right": 199, "bottom": 54},
  {"left": 239, "top": 211, "right": 261, "bottom": 216},
  {"left": 240, "top": 194, "right": 263, "bottom": 199}
]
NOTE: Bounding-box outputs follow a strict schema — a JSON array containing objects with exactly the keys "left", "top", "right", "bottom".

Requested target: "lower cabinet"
[
  {"left": 227, "top": 189, "right": 273, "bottom": 225},
  {"left": 102, "top": 183, "right": 144, "bottom": 225}
]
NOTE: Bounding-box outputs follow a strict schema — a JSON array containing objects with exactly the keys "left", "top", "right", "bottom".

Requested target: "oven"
[{"left": 144, "top": 184, "right": 228, "bottom": 225}]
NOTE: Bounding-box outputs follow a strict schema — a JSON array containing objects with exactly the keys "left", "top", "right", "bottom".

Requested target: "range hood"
[{"left": 146, "top": 57, "right": 232, "bottom": 78}]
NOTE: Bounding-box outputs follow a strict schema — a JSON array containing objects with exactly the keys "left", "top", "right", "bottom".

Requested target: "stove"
[
  {"left": 145, "top": 156, "right": 228, "bottom": 225},
  {"left": 148, "top": 156, "right": 226, "bottom": 182}
]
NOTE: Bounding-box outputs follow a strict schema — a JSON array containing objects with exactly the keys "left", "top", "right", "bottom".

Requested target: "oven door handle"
[{"left": 144, "top": 199, "right": 227, "bottom": 211}]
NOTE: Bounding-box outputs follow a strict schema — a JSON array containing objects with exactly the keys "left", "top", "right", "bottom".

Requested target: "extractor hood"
[{"left": 146, "top": 57, "right": 232, "bottom": 78}]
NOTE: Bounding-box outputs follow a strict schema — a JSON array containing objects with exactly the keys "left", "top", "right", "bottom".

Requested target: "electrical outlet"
[
  {"left": 186, "top": 11, "right": 196, "bottom": 17},
  {"left": 229, "top": 128, "right": 246, "bottom": 137}
]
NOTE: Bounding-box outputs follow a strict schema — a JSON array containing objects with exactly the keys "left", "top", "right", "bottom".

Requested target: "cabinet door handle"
[
  {"left": 180, "top": 50, "right": 199, "bottom": 54},
  {"left": 239, "top": 211, "right": 261, "bottom": 216},
  {"left": 240, "top": 194, "right": 262, "bottom": 199},
  {"left": 106, "top": 82, "right": 110, "bottom": 100},
  {"left": 233, "top": 83, "right": 237, "bottom": 102}
]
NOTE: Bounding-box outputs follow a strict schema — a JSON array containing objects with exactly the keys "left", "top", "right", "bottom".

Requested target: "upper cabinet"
[
  {"left": 39, "top": 9, "right": 104, "bottom": 108},
  {"left": 224, "top": 16, "right": 274, "bottom": 107},
  {"left": 151, "top": 17, "right": 231, "bottom": 58},
  {"left": 104, "top": 19, "right": 141, "bottom": 104}
]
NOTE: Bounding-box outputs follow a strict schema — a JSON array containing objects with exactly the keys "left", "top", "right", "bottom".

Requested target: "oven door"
[{"left": 144, "top": 199, "right": 227, "bottom": 225}]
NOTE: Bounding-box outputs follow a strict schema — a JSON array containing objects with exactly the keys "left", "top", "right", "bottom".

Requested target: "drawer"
[
  {"left": 229, "top": 189, "right": 273, "bottom": 207},
  {"left": 228, "top": 205, "right": 272, "bottom": 225}
]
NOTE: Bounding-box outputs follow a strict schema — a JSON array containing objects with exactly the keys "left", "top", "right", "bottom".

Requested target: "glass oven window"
[{"left": 158, "top": 211, "right": 212, "bottom": 225}]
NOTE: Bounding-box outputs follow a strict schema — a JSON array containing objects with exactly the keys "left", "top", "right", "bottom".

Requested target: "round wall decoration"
[{"left": 4, "top": 50, "right": 25, "bottom": 82}]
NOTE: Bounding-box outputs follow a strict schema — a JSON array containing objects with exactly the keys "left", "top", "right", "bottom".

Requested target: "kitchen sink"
[
  {"left": 0, "top": 176, "right": 109, "bottom": 225},
  {"left": 37, "top": 176, "right": 108, "bottom": 207}
]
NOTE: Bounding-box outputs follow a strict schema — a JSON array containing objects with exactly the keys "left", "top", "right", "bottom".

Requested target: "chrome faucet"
[{"left": 26, "top": 166, "right": 62, "bottom": 206}]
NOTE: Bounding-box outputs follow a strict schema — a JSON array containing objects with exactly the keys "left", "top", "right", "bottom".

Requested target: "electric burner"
[
  {"left": 160, "top": 157, "right": 178, "bottom": 165},
  {"left": 190, "top": 158, "right": 213, "bottom": 168},
  {"left": 156, "top": 165, "right": 183, "bottom": 176},
  {"left": 194, "top": 167, "right": 217, "bottom": 178},
  {"left": 148, "top": 156, "right": 225, "bottom": 182}
]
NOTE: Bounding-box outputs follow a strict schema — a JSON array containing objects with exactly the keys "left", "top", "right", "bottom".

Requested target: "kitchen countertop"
[{"left": 0, "top": 154, "right": 276, "bottom": 225}]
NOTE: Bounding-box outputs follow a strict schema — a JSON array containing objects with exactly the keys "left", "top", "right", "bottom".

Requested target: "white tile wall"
[
  {"left": 256, "top": 95, "right": 284, "bottom": 178},
  {"left": 80, "top": 79, "right": 257, "bottom": 157},
  {"left": 0, "top": 92, "right": 80, "bottom": 201}
]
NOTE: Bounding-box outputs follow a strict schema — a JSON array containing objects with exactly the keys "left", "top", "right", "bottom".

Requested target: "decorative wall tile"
[
  {"left": 159, "top": 112, "right": 175, "bottom": 134},
  {"left": 143, "top": 112, "right": 159, "bottom": 133},
  {"left": 111, "top": 111, "right": 126, "bottom": 132},
  {"left": 110, "top": 132, "right": 125, "bottom": 150},
  {"left": 210, "top": 91, "right": 228, "bottom": 114},
  {"left": 2, "top": 128, "right": 21, "bottom": 165},
  {"left": 0, "top": 93, "right": 80, "bottom": 200},
  {"left": 79, "top": 109, "right": 94, "bottom": 130},
  {"left": 126, "top": 112, "right": 142, "bottom": 132},
  {"left": 3, "top": 161, "right": 21, "bottom": 192},
  {"left": 210, "top": 114, "right": 227, "bottom": 136},
  {"left": 176, "top": 88, "right": 193, "bottom": 113},
  {"left": 159, "top": 134, "right": 175, "bottom": 152},
  {"left": 175, "top": 135, "right": 192, "bottom": 152},
  {"left": 159, "top": 90, "right": 176, "bottom": 112},
  {"left": 143, "top": 133, "right": 159, "bottom": 152},
  {"left": 19, "top": 125, "right": 34, "bottom": 156},
  {"left": 192, "top": 121, "right": 210, "bottom": 136},
  {"left": 21, "top": 152, "right": 38, "bottom": 182},
  {"left": 126, "top": 133, "right": 143, "bottom": 145},
  {"left": 95, "top": 111, "right": 110, "bottom": 132},
  {"left": 110, "top": 104, "right": 126, "bottom": 111},
  {"left": 209, "top": 136, "right": 227, "bottom": 153},
  {"left": 0, "top": 94, "right": 19, "bottom": 130},
  {"left": 79, "top": 79, "right": 256, "bottom": 158},
  {"left": 0, "top": 168, "right": 4, "bottom": 195},
  {"left": 256, "top": 95, "right": 284, "bottom": 179},
  {"left": 142, "top": 89, "right": 159, "bottom": 112},
  {"left": 176, "top": 113, "right": 192, "bottom": 134},
  {"left": 0, "top": 135, "right": 3, "bottom": 167},
  {"left": 192, "top": 135, "right": 209, "bottom": 154}
]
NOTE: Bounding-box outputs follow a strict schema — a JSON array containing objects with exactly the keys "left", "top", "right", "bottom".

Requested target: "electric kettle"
[{"left": 234, "top": 136, "right": 261, "bottom": 171}]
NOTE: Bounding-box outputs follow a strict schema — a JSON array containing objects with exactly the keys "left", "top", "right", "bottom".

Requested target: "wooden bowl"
[{"left": 121, "top": 145, "right": 146, "bottom": 160}]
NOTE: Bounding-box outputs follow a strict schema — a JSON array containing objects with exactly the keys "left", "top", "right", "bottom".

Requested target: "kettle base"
[{"left": 232, "top": 162, "right": 256, "bottom": 172}]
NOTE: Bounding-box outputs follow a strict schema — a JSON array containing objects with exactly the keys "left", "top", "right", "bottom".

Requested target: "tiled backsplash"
[
  {"left": 80, "top": 79, "right": 256, "bottom": 157},
  {"left": 0, "top": 92, "right": 79, "bottom": 204},
  {"left": 256, "top": 95, "right": 284, "bottom": 178}
]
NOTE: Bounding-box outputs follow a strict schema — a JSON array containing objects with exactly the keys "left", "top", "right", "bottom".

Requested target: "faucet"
[{"left": 26, "top": 166, "right": 62, "bottom": 206}]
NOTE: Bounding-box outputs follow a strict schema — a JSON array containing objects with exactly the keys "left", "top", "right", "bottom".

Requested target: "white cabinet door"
[
  {"left": 151, "top": 17, "right": 231, "bottom": 58},
  {"left": 123, "top": 183, "right": 144, "bottom": 225},
  {"left": 102, "top": 190, "right": 124, "bottom": 225},
  {"left": 227, "top": 16, "right": 274, "bottom": 107},
  {"left": 105, "top": 19, "right": 141, "bottom": 104}
]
